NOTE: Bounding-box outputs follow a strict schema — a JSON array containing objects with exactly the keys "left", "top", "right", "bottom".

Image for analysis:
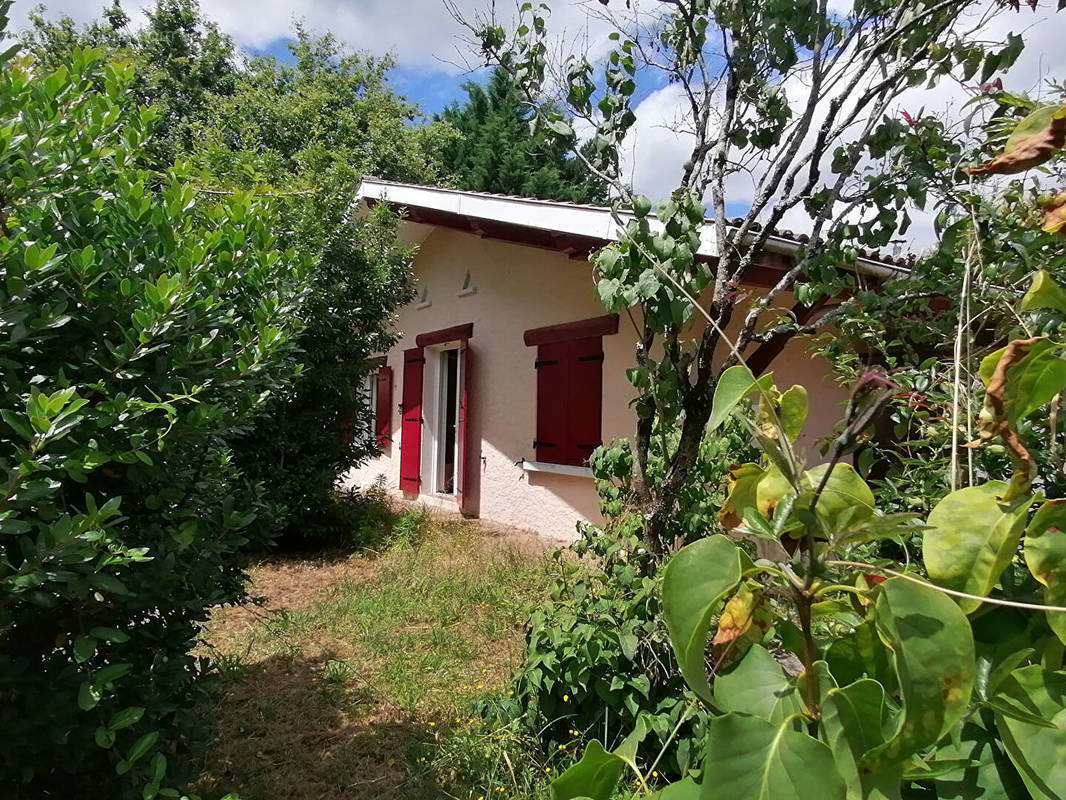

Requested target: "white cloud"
[{"left": 7, "top": 0, "right": 613, "bottom": 72}]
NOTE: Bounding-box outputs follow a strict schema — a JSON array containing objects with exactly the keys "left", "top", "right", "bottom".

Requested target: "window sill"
[{"left": 521, "top": 460, "right": 594, "bottom": 478}]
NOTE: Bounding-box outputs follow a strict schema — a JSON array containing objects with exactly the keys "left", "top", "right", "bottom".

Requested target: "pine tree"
[{"left": 440, "top": 67, "right": 608, "bottom": 203}]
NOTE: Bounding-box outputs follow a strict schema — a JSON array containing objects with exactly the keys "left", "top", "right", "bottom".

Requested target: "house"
[{"left": 345, "top": 178, "right": 910, "bottom": 541}]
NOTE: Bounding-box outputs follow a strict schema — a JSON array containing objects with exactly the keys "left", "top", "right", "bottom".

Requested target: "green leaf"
[
  {"left": 862, "top": 578, "right": 975, "bottom": 768},
  {"left": 714, "top": 644, "right": 802, "bottom": 722},
  {"left": 931, "top": 711, "right": 1029, "bottom": 800},
  {"left": 709, "top": 365, "right": 772, "bottom": 432},
  {"left": 550, "top": 740, "right": 625, "bottom": 800},
  {"left": 797, "top": 463, "right": 875, "bottom": 536},
  {"left": 73, "top": 635, "right": 97, "bottom": 663},
  {"left": 95, "top": 663, "right": 132, "bottom": 684},
  {"left": 1024, "top": 499, "right": 1066, "bottom": 644},
  {"left": 89, "top": 626, "right": 130, "bottom": 643},
  {"left": 125, "top": 731, "right": 159, "bottom": 764},
  {"left": 821, "top": 679, "right": 897, "bottom": 800},
  {"left": 78, "top": 681, "right": 101, "bottom": 711},
  {"left": 993, "top": 666, "right": 1066, "bottom": 799},
  {"left": 647, "top": 777, "right": 700, "bottom": 799},
  {"left": 546, "top": 119, "right": 574, "bottom": 138},
  {"left": 108, "top": 706, "right": 145, "bottom": 731},
  {"left": 924, "top": 482, "right": 1030, "bottom": 613},
  {"left": 1020, "top": 269, "right": 1066, "bottom": 315},
  {"left": 94, "top": 726, "right": 116, "bottom": 749},
  {"left": 661, "top": 535, "right": 743, "bottom": 706},
  {"left": 702, "top": 714, "right": 846, "bottom": 800}
]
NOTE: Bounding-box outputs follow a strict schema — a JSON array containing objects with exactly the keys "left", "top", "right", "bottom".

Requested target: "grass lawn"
[{"left": 189, "top": 504, "right": 561, "bottom": 800}]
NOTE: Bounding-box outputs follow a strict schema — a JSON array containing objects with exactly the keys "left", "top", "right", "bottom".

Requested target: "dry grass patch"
[{"left": 189, "top": 508, "right": 555, "bottom": 800}]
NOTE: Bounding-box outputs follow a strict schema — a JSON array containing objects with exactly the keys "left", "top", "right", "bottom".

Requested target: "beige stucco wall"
[{"left": 344, "top": 226, "right": 849, "bottom": 541}]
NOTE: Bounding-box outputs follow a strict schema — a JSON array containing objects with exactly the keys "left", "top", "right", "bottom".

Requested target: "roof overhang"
[{"left": 353, "top": 177, "right": 909, "bottom": 283}]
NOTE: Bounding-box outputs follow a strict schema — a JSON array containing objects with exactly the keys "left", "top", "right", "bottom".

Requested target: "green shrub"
[
  {"left": 0, "top": 27, "right": 307, "bottom": 798},
  {"left": 491, "top": 426, "right": 755, "bottom": 777}
]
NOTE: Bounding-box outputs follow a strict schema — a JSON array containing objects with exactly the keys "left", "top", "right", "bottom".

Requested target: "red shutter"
[
  {"left": 567, "top": 336, "right": 603, "bottom": 466},
  {"left": 534, "top": 337, "right": 603, "bottom": 467},
  {"left": 399, "top": 348, "right": 424, "bottom": 493},
  {"left": 375, "top": 365, "right": 392, "bottom": 448},
  {"left": 457, "top": 342, "right": 473, "bottom": 515},
  {"left": 535, "top": 341, "right": 571, "bottom": 464}
]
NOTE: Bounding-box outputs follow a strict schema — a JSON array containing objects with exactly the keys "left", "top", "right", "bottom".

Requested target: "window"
[
  {"left": 343, "top": 362, "right": 389, "bottom": 448},
  {"left": 525, "top": 314, "right": 618, "bottom": 468},
  {"left": 374, "top": 365, "right": 392, "bottom": 448},
  {"left": 361, "top": 373, "right": 377, "bottom": 436}
]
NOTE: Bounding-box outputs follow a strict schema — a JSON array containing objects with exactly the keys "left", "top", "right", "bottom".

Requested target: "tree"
[
  {"left": 456, "top": 0, "right": 1039, "bottom": 554},
  {"left": 21, "top": 0, "right": 238, "bottom": 169},
  {"left": 549, "top": 106, "right": 1066, "bottom": 795},
  {"left": 0, "top": 9, "right": 308, "bottom": 795},
  {"left": 22, "top": 5, "right": 459, "bottom": 542},
  {"left": 440, "top": 66, "right": 608, "bottom": 202},
  {"left": 189, "top": 29, "right": 457, "bottom": 541}
]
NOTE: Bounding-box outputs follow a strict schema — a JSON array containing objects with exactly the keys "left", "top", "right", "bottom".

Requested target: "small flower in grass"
[
  {"left": 428, "top": 721, "right": 435, "bottom": 727},
  {"left": 562, "top": 694, "right": 569, "bottom": 702},
  {"left": 652, "top": 771, "right": 659, "bottom": 778},
  {"left": 557, "top": 744, "right": 566, "bottom": 750},
  {"left": 545, "top": 767, "right": 552, "bottom": 773}
]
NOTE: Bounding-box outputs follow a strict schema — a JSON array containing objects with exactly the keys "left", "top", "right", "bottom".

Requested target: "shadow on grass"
[{"left": 191, "top": 653, "right": 442, "bottom": 800}]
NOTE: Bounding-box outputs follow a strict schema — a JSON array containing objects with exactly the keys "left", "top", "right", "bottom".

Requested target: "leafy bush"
[
  {"left": 0, "top": 28, "right": 307, "bottom": 798},
  {"left": 187, "top": 30, "right": 455, "bottom": 544},
  {"left": 491, "top": 426, "right": 755, "bottom": 777}
]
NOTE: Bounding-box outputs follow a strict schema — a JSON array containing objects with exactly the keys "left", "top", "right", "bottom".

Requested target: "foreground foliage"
[
  {"left": 556, "top": 330, "right": 1066, "bottom": 799},
  {"left": 0, "top": 12, "right": 308, "bottom": 796}
]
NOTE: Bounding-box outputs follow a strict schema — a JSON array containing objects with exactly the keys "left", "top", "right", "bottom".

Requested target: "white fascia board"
[{"left": 356, "top": 178, "right": 719, "bottom": 258}]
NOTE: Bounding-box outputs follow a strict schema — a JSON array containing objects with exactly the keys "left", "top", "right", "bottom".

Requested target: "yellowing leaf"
[
  {"left": 719, "top": 463, "right": 764, "bottom": 531},
  {"left": 1025, "top": 499, "right": 1066, "bottom": 645},
  {"left": 1020, "top": 269, "right": 1066, "bottom": 315},
  {"left": 1040, "top": 189, "right": 1066, "bottom": 236},
  {"left": 964, "top": 104, "right": 1066, "bottom": 176},
  {"left": 779, "top": 385, "right": 809, "bottom": 441},
  {"left": 711, "top": 585, "right": 772, "bottom": 667},
  {"left": 862, "top": 579, "right": 975, "bottom": 768},
  {"left": 924, "top": 481, "right": 1030, "bottom": 613}
]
